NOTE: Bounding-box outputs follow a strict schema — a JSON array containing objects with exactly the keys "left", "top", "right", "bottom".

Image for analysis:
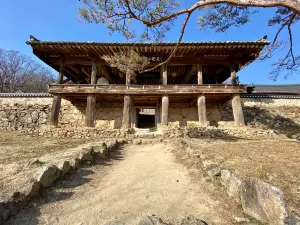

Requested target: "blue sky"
[{"left": 1, "top": 0, "right": 299, "bottom": 84}]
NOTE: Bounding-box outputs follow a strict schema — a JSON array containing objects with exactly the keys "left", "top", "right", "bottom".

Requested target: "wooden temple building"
[{"left": 27, "top": 38, "right": 269, "bottom": 130}]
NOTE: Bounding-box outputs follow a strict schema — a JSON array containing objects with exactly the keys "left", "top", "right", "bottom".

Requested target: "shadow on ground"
[
  {"left": 4, "top": 143, "right": 125, "bottom": 225},
  {"left": 243, "top": 106, "right": 300, "bottom": 138}
]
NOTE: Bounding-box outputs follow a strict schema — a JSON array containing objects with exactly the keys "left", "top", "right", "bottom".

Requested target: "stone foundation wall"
[
  {"left": 0, "top": 96, "right": 299, "bottom": 136},
  {"left": 0, "top": 98, "right": 52, "bottom": 131},
  {"left": 220, "top": 98, "right": 300, "bottom": 131},
  {"left": 58, "top": 100, "right": 123, "bottom": 129},
  {"left": 0, "top": 98, "right": 123, "bottom": 131},
  {"left": 168, "top": 104, "right": 222, "bottom": 128}
]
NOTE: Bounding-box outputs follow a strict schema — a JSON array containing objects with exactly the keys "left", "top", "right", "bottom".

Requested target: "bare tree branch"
[
  {"left": 140, "top": 12, "right": 192, "bottom": 73},
  {"left": 0, "top": 49, "right": 54, "bottom": 93},
  {"left": 78, "top": 0, "right": 300, "bottom": 78}
]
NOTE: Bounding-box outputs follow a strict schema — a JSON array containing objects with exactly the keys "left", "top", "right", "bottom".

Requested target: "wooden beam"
[
  {"left": 47, "top": 56, "right": 249, "bottom": 67},
  {"left": 64, "top": 68, "right": 81, "bottom": 81},
  {"left": 156, "top": 99, "right": 161, "bottom": 125},
  {"left": 85, "top": 95, "right": 96, "bottom": 127},
  {"left": 48, "top": 57, "right": 106, "bottom": 65},
  {"left": 161, "top": 95, "right": 169, "bottom": 126},
  {"left": 49, "top": 84, "right": 247, "bottom": 95},
  {"left": 122, "top": 95, "right": 131, "bottom": 128},
  {"left": 197, "top": 95, "right": 207, "bottom": 127},
  {"left": 82, "top": 68, "right": 90, "bottom": 78},
  {"left": 91, "top": 61, "right": 97, "bottom": 84},
  {"left": 69, "top": 65, "right": 81, "bottom": 76},
  {"left": 99, "top": 65, "right": 113, "bottom": 83},
  {"left": 49, "top": 95, "right": 61, "bottom": 127},
  {"left": 182, "top": 65, "right": 197, "bottom": 84},
  {"left": 197, "top": 64, "right": 203, "bottom": 85},
  {"left": 232, "top": 95, "right": 245, "bottom": 126}
]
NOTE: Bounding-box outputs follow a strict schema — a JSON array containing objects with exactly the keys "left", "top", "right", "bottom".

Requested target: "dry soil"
[{"left": 5, "top": 142, "right": 243, "bottom": 225}]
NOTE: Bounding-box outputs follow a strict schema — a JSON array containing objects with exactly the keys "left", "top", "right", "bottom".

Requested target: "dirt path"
[{"left": 6, "top": 143, "right": 241, "bottom": 225}]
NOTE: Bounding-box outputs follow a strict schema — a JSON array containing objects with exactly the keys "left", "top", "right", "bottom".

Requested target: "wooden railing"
[{"left": 48, "top": 84, "right": 247, "bottom": 95}]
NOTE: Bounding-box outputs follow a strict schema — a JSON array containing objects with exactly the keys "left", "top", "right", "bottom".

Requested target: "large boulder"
[
  {"left": 91, "top": 142, "right": 108, "bottom": 158},
  {"left": 78, "top": 147, "right": 94, "bottom": 162},
  {"left": 21, "top": 180, "right": 41, "bottom": 201},
  {"left": 68, "top": 158, "right": 80, "bottom": 169},
  {"left": 37, "top": 165, "right": 60, "bottom": 188},
  {"left": 220, "top": 169, "right": 241, "bottom": 202},
  {"left": 0, "top": 203, "right": 9, "bottom": 222},
  {"left": 105, "top": 139, "right": 118, "bottom": 151},
  {"left": 57, "top": 161, "right": 71, "bottom": 176},
  {"left": 202, "top": 161, "right": 221, "bottom": 181},
  {"left": 284, "top": 215, "right": 300, "bottom": 225},
  {"left": 240, "top": 177, "right": 287, "bottom": 225}
]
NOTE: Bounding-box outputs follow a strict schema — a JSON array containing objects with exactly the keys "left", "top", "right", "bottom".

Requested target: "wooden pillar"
[
  {"left": 215, "top": 75, "right": 219, "bottom": 84},
  {"left": 49, "top": 95, "right": 61, "bottom": 126},
  {"left": 49, "top": 61, "right": 64, "bottom": 126},
  {"left": 231, "top": 65, "right": 237, "bottom": 85},
  {"left": 197, "top": 95, "right": 207, "bottom": 127},
  {"left": 232, "top": 95, "right": 245, "bottom": 126},
  {"left": 197, "top": 64, "right": 203, "bottom": 84},
  {"left": 156, "top": 99, "right": 161, "bottom": 128},
  {"left": 85, "top": 95, "right": 96, "bottom": 127},
  {"left": 85, "top": 61, "right": 97, "bottom": 127},
  {"left": 125, "top": 71, "right": 130, "bottom": 85},
  {"left": 162, "top": 64, "right": 167, "bottom": 85},
  {"left": 57, "top": 61, "right": 65, "bottom": 84},
  {"left": 161, "top": 95, "right": 169, "bottom": 126},
  {"left": 91, "top": 61, "right": 97, "bottom": 84},
  {"left": 122, "top": 95, "right": 131, "bottom": 128}
]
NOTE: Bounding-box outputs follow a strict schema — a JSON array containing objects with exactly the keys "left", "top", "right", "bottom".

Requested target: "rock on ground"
[
  {"left": 240, "top": 177, "right": 287, "bottom": 225},
  {"left": 220, "top": 169, "right": 241, "bottom": 202},
  {"left": 202, "top": 161, "right": 221, "bottom": 181},
  {"left": 36, "top": 165, "right": 60, "bottom": 188}
]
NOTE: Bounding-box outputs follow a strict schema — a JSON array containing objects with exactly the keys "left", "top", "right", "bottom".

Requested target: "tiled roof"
[
  {"left": 242, "top": 94, "right": 300, "bottom": 99},
  {"left": 250, "top": 84, "right": 300, "bottom": 94},
  {"left": 0, "top": 93, "right": 53, "bottom": 98},
  {"left": 26, "top": 40, "right": 270, "bottom": 46},
  {"left": 26, "top": 39, "right": 269, "bottom": 58}
]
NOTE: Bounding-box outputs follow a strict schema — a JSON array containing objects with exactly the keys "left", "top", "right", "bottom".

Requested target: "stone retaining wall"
[
  {"left": 0, "top": 98, "right": 52, "bottom": 131},
  {"left": 0, "top": 97, "right": 299, "bottom": 135},
  {"left": 0, "top": 140, "right": 119, "bottom": 224},
  {"left": 220, "top": 98, "right": 300, "bottom": 131},
  {"left": 168, "top": 104, "right": 221, "bottom": 128}
]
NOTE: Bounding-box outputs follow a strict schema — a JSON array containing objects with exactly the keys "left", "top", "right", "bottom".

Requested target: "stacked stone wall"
[
  {"left": 168, "top": 104, "right": 222, "bottom": 128},
  {"left": 0, "top": 97, "right": 299, "bottom": 137},
  {"left": 0, "top": 98, "right": 52, "bottom": 131},
  {"left": 59, "top": 100, "right": 123, "bottom": 129},
  {"left": 220, "top": 98, "right": 300, "bottom": 131}
]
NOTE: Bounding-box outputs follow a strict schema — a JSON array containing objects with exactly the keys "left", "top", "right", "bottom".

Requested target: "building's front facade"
[{"left": 27, "top": 38, "right": 269, "bottom": 131}]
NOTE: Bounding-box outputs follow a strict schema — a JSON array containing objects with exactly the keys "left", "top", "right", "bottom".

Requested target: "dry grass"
[
  {"left": 191, "top": 138, "right": 300, "bottom": 212},
  {"left": 0, "top": 131, "right": 92, "bottom": 200}
]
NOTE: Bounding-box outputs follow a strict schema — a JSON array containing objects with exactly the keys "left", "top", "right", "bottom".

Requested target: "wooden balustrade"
[{"left": 49, "top": 84, "right": 246, "bottom": 95}]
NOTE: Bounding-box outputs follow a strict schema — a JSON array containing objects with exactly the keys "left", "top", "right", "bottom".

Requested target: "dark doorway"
[{"left": 136, "top": 108, "right": 156, "bottom": 128}]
